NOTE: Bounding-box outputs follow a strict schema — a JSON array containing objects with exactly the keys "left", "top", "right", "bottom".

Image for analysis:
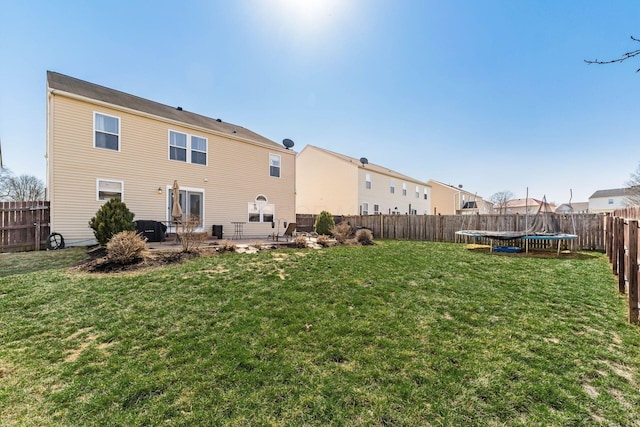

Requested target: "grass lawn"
[{"left": 1, "top": 241, "right": 639, "bottom": 426}]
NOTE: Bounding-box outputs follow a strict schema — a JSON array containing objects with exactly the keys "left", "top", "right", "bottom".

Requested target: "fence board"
[{"left": 0, "top": 201, "right": 50, "bottom": 252}]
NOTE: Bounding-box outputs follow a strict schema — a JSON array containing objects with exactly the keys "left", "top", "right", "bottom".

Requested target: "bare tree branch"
[
  {"left": 490, "top": 191, "right": 514, "bottom": 214},
  {"left": 585, "top": 36, "right": 640, "bottom": 72}
]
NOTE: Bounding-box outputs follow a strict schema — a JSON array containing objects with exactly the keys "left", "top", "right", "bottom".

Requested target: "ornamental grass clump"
[
  {"left": 355, "top": 228, "right": 374, "bottom": 245},
  {"left": 316, "top": 234, "right": 331, "bottom": 247},
  {"left": 293, "top": 235, "right": 308, "bottom": 248},
  {"left": 106, "top": 231, "right": 147, "bottom": 264},
  {"left": 331, "top": 221, "right": 352, "bottom": 244}
]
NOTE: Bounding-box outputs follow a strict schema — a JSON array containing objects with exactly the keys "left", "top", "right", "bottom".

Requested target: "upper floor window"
[
  {"left": 269, "top": 154, "right": 281, "bottom": 178},
  {"left": 94, "top": 112, "right": 120, "bottom": 151},
  {"left": 402, "top": 183, "right": 407, "bottom": 196},
  {"left": 608, "top": 198, "right": 614, "bottom": 205},
  {"left": 390, "top": 179, "right": 395, "bottom": 194},
  {"left": 169, "top": 130, "right": 207, "bottom": 165},
  {"left": 365, "top": 173, "right": 371, "bottom": 189},
  {"left": 97, "top": 179, "right": 123, "bottom": 201},
  {"left": 424, "top": 189, "right": 428, "bottom": 200},
  {"left": 415, "top": 186, "right": 420, "bottom": 198}
]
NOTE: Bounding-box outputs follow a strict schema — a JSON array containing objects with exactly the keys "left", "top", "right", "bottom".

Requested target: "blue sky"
[{"left": 1, "top": 0, "right": 640, "bottom": 204}]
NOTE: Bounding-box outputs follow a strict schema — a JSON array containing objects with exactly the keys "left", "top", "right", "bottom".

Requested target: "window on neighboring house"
[
  {"left": 248, "top": 194, "right": 275, "bottom": 222},
  {"left": 361, "top": 202, "right": 369, "bottom": 215},
  {"left": 402, "top": 183, "right": 407, "bottom": 196},
  {"left": 390, "top": 179, "right": 395, "bottom": 194},
  {"left": 373, "top": 204, "right": 380, "bottom": 214},
  {"left": 269, "top": 154, "right": 281, "bottom": 178},
  {"left": 365, "top": 173, "right": 371, "bottom": 189},
  {"left": 97, "top": 179, "right": 123, "bottom": 201},
  {"left": 94, "top": 112, "right": 120, "bottom": 151},
  {"left": 168, "top": 187, "right": 204, "bottom": 229},
  {"left": 608, "top": 198, "right": 614, "bottom": 205},
  {"left": 424, "top": 189, "right": 428, "bottom": 200},
  {"left": 415, "top": 186, "right": 420, "bottom": 198},
  {"left": 169, "top": 130, "right": 207, "bottom": 165}
]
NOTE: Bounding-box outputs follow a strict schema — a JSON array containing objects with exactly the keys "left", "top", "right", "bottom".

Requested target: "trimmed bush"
[
  {"left": 355, "top": 228, "right": 374, "bottom": 245},
  {"left": 106, "top": 231, "right": 147, "bottom": 264},
  {"left": 332, "top": 221, "right": 352, "bottom": 244},
  {"left": 89, "top": 199, "right": 136, "bottom": 246},
  {"left": 315, "top": 211, "right": 335, "bottom": 236}
]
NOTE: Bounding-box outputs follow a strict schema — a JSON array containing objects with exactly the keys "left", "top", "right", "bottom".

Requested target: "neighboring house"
[
  {"left": 296, "top": 145, "right": 431, "bottom": 215},
  {"left": 427, "top": 180, "right": 491, "bottom": 215},
  {"left": 588, "top": 188, "right": 635, "bottom": 214},
  {"left": 505, "top": 198, "right": 556, "bottom": 215},
  {"left": 46, "top": 71, "right": 296, "bottom": 245},
  {"left": 555, "top": 202, "right": 589, "bottom": 214}
]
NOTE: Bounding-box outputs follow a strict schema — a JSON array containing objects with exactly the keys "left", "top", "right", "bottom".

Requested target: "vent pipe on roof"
[{"left": 176, "top": 106, "right": 183, "bottom": 111}]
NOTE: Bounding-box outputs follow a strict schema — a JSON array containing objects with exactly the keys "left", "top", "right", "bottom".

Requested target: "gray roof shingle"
[{"left": 47, "top": 71, "right": 283, "bottom": 149}]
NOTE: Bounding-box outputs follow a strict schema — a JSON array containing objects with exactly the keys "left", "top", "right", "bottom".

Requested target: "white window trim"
[
  {"left": 96, "top": 178, "right": 124, "bottom": 202},
  {"left": 93, "top": 112, "right": 121, "bottom": 152},
  {"left": 361, "top": 202, "right": 369, "bottom": 215},
  {"left": 390, "top": 179, "right": 395, "bottom": 194},
  {"left": 168, "top": 130, "right": 208, "bottom": 165},
  {"left": 249, "top": 194, "right": 275, "bottom": 223},
  {"left": 166, "top": 185, "right": 206, "bottom": 231},
  {"left": 415, "top": 186, "right": 420, "bottom": 198},
  {"left": 365, "top": 173, "right": 371, "bottom": 189},
  {"left": 402, "top": 182, "right": 407, "bottom": 196},
  {"left": 269, "top": 153, "right": 281, "bottom": 178},
  {"left": 373, "top": 204, "right": 380, "bottom": 215}
]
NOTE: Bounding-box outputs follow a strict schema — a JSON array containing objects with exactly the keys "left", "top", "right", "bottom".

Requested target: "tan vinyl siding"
[
  {"left": 296, "top": 146, "right": 358, "bottom": 215},
  {"left": 48, "top": 92, "right": 295, "bottom": 243}
]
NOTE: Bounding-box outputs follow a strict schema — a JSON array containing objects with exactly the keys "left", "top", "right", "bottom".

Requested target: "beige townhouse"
[
  {"left": 296, "top": 145, "right": 431, "bottom": 216},
  {"left": 427, "top": 179, "right": 491, "bottom": 215},
  {"left": 46, "top": 71, "right": 296, "bottom": 245}
]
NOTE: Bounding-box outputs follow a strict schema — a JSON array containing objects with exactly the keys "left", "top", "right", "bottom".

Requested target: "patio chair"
[{"left": 282, "top": 222, "right": 297, "bottom": 241}]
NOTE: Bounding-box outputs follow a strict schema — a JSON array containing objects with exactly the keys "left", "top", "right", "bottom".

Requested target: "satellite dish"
[
  {"left": 458, "top": 184, "right": 463, "bottom": 188},
  {"left": 282, "top": 138, "right": 294, "bottom": 149},
  {"left": 360, "top": 157, "right": 368, "bottom": 166}
]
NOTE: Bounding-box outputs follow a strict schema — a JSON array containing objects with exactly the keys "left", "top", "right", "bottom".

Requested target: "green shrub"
[
  {"left": 332, "top": 221, "right": 352, "bottom": 244},
  {"left": 89, "top": 199, "right": 136, "bottom": 246},
  {"left": 106, "top": 231, "right": 147, "bottom": 264},
  {"left": 314, "top": 211, "right": 335, "bottom": 235}
]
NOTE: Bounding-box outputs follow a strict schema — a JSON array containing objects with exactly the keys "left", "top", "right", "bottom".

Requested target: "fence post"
[
  {"left": 628, "top": 220, "right": 639, "bottom": 324},
  {"left": 618, "top": 218, "right": 626, "bottom": 294}
]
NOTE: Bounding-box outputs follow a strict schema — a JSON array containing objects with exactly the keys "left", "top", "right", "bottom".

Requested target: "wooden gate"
[{"left": 0, "top": 201, "right": 50, "bottom": 252}]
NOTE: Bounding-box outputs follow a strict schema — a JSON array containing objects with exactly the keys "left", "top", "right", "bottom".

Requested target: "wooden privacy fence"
[
  {"left": 336, "top": 213, "right": 604, "bottom": 251},
  {"left": 0, "top": 201, "right": 50, "bottom": 252},
  {"left": 607, "top": 207, "right": 640, "bottom": 324}
]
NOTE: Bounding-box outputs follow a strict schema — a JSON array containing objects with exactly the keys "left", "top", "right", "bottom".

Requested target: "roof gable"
[
  {"left": 589, "top": 188, "right": 633, "bottom": 199},
  {"left": 303, "top": 145, "right": 427, "bottom": 185},
  {"left": 47, "top": 71, "right": 283, "bottom": 149}
]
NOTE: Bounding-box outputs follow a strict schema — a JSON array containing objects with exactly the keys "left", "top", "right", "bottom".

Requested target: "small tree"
[
  {"left": 625, "top": 161, "right": 640, "bottom": 206},
  {"left": 490, "top": 191, "right": 515, "bottom": 214},
  {"left": 315, "top": 210, "right": 335, "bottom": 235},
  {"left": 89, "top": 199, "right": 136, "bottom": 246}
]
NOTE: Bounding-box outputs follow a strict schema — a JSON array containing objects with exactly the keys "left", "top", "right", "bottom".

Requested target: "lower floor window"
[
  {"left": 97, "top": 179, "right": 123, "bottom": 201},
  {"left": 249, "top": 195, "right": 274, "bottom": 223},
  {"left": 361, "top": 203, "right": 369, "bottom": 215},
  {"left": 373, "top": 204, "right": 380, "bottom": 214}
]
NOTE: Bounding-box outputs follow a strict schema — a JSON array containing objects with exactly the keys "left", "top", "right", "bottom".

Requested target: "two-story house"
[
  {"left": 427, "top": 180, "right": 490, "bottom": 215},
  {"left": 296, "top": 145, "right": 431, "bottom": 216},
  {"left": 46, "top": 71, "right": 296, "bottom": 245},
  {"left": 588, "top": 188, "right": 637, "bottom": 214}
]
